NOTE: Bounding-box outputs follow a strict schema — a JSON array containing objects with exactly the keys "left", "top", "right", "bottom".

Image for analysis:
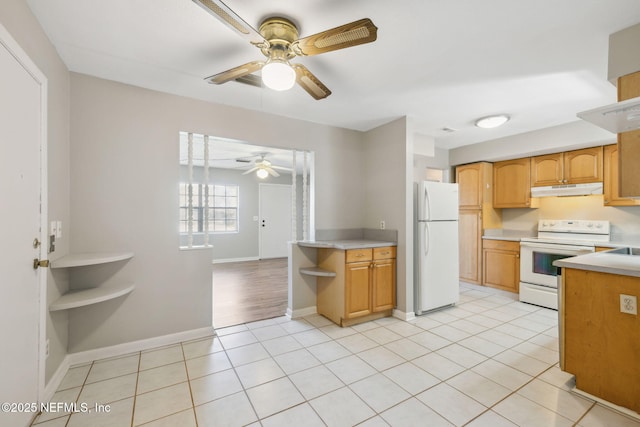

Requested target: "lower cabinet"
[
  {"left": 482, "top": 239, "right": 520, "bottom": 293},
  {"left": 318, "top": 246, "right": 396, "bottom": 326}
]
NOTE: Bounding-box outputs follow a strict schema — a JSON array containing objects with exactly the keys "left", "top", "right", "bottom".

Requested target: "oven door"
[{"left": 520, "top": 241, "right": 593, "bottom": 288}]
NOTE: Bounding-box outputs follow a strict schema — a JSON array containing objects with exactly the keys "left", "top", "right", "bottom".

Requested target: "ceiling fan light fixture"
[
  {"left": 475, "top": 114, "right": 510, "bottom": 129},
  {"left": 256, "top": 168, "right": 269, "bottom": 179},
  {"left": 262, "top": 59, "right": 296, "bottom": 91}
]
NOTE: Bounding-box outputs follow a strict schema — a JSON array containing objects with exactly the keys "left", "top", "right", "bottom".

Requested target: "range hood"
[
  {"left": 577, "top": 96, "right": 640, "bottom": 134},
  {"left": 531, "top": 182, "right": 603, "bottom": 198}
]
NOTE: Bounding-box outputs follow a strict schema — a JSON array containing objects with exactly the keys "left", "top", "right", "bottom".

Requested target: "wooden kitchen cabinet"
[
  {"left": 482, "top": 239, "right": 520, "bottom": 293},
  {"left": 456, "top": 163, "right": 502, "bottom": 285},
  {"left": 603, "top": 143, "right": 640, "bottom": 206},
  {"left": 618, "top": 70, "right": 640, "bottom": 197},
  {"left": 531, "top": 147, "right": 603, "bottom": 187},
  {"left": 459, "top": 210, "right": 482, "bottom": 284},
  {"left": 493, "top": 157, "right": 532, "bottom": 208},
  {"left": 530, "top": 153, "right": 563, "bottom": 186},
  {"left": 457, "top": 162, "right": 489, "bottom": 209},
  {"left": 317, "top": 246, "right": 396, "bottom": 326},
  {"left": 561, "top": 268, "right": 640, "bottom": 413}
]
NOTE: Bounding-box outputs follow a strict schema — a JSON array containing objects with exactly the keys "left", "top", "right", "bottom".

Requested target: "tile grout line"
[
  {"left": 179, "top": 341, "right": 199, "bottom": 427},
  {"left": 129, "top": 351, "right": 141, "bottom": 427}
]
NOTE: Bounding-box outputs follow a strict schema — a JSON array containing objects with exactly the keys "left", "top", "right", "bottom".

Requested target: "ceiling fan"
[
  {"left": 241, "top": 153, "right": 290, "bottom": 178},
  {"left": 191, "top": 0, "right": 378, "bottom": 99}
]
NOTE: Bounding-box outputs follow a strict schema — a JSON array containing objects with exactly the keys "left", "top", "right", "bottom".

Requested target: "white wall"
[
  {"left": 500, "top": 195, "right": 640, "bottom": 239},
  {"left": 0, "top": 0, "right": 71, "bottom": 384},
  {"left": 68, "top": 73, "right": 365, "bottom": 352},
  {"left": 450, "top": 120, "right": 615, "bottom": 165},
  {"left": 363, "top": 117, "right": 414, "bottom": 316}
]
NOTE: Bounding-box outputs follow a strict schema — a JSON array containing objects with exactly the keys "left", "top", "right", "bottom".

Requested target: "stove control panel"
[{"left": 538, "top": 219, "right": 610, "bottom": 235}]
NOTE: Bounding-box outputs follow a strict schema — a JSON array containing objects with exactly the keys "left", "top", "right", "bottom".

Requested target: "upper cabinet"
[
  {"left": 531, "top": 146, "right": 603, "bottom": 187},
  {"left": 564, "top": 147, "right": 603, "bottom": 184},
  {"left": 530, "top": 153, "right": 563, "bottom": 186},
  {"left": 618, "top": 70, "right": 640, "bottom": 197},
  {"left": 603, "top": 143, "right": 640, "bottom": 206},
  {"left": 456, "top": 162, "right": 490, "bottom": 210},
  {"left": 493, "top": 158, "right": 532, "bottom": 208}
]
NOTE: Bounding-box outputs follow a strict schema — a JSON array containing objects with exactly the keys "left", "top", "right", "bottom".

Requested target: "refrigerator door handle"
[
  {"left": 424, "top": 222, "right": 430, "bottom": 256},
  {"left": 423, "top": 186, "right": 431, "bottom": 220}
]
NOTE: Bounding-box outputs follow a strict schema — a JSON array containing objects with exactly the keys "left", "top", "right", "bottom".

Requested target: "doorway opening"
[{"left": 179, "top": 132, "right": 313, "bottom": 328}]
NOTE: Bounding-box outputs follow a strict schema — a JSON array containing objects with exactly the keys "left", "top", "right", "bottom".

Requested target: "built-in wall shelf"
[
  {"left": 51, "top": 252, "right": 134, "bottom": 268},
  {"left": 299, "top": 267, "right": 336, "bottom": 277},
  {"left": 49, "top": 251, "right": 135, "bottom": 311},
  {"left": 50, "top": 282, "right": 135, "bottom": 311}
]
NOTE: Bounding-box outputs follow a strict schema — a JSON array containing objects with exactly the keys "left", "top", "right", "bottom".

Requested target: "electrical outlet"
[
  {"left": 380, "top": 220, "right": 385, "bottom": 230},
  {"left": 620, "top": 294, "right": 637, "bottom": 315},
  {"left": 45, "top": 339, "right": 50, "bottom": 358}
]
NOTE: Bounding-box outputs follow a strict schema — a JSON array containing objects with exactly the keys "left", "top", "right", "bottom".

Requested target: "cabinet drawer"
[
  {"left": 346, "top": 248, "right": 373, "bottom": 263},
  {"left": 482, "top": 239, "right": 520, "bottom": 252},
  {"left": 373, "top": 246, "right": 396, "bottom": 260}
]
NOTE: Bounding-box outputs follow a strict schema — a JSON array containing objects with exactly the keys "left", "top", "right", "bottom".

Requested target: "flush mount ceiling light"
[{"left": 475, "top": 114, "right": 510, "bottom": 129}]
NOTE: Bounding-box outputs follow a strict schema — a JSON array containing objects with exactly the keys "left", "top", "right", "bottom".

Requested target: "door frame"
[
  {"left": 258, "top": 183, "right": 292, "bottom": 259},
  {"left": 0, "top": 22, "right": 49, "bottom": 402}
]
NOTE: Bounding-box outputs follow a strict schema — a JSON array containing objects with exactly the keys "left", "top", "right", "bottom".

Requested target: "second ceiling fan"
[{"left": 192, "top": 0, "right": 378, "bottom": 100}]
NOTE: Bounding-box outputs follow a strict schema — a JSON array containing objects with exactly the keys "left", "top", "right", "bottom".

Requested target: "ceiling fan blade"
[
  {"left": 242, "top": 166, "right": 259, "bottom": 175},
  {"left": 206, "top": 61, "right": 264, "bottom": 84},
  {"left": 292, "top": 64, "right": 331, "bottom": 100},
  {"left": 191, "top": 0, "right": 266, "bottom": 45},
  {"left": 266, "top": 167, "right": 280, "bottom": 177},
  {"left": 270, "top": 165, "right": 292, "bottom": 171},
  {"left": 292, "top": 18, "right": 378, "bottom": 56}
]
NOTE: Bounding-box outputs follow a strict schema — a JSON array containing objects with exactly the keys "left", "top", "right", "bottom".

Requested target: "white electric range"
[{"left": 519, "top": 219, "right": 610, "bottom": 309}]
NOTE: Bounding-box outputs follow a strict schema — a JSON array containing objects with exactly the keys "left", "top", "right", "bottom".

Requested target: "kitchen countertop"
[
  {"left": 482, "top": 229, "right": 536, "bottom": 242},
  {"left": 297, "top": 240, "right": 397, "bottom": 250},
  {"left": 554, "top": 248, "right": 640, "bottom": 278}
]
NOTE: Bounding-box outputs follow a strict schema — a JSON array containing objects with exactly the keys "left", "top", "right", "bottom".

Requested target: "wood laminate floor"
[{"left": 212, "top": 258, "right": 288, "bottom": 328}]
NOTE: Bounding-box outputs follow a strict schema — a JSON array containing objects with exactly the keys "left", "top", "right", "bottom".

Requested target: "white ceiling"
[{"left": 27, "top": 0, "right": 640, "bottom": 149}]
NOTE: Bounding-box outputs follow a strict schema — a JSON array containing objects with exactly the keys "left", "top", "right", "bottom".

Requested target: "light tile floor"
[{"left": 32, "top": 283, "right": 640, "bottom": 427}]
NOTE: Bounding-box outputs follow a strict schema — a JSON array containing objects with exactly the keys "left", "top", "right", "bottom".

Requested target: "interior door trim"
[{"left": 0, "top": 21, "right": 49, "bottom": 403}]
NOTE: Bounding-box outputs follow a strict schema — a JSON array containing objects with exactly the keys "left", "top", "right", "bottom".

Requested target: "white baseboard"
[
  {"left": 286, "top": 306, "right": 317, "bottom": 319},
  {"left": 43, "top": 357, "right": 71, "bottom": 403},
  {"left": 67, "top": 326, "right": 215, "bottom": 367},
  {"left": 393, "top": 309, "right": 416, "bottom": 322},
  {"left": 212, "top": 256, "right": 259, "bottom": 264},
  {"left": 42, "top": 326, "right": 214, "bottom": 405},
  {"left": 571, "top": 386, "right": 640, "bottom": 421}
]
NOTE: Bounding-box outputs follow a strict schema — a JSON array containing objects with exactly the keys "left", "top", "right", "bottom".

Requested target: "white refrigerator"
[{"left": 415, "top": 181, "right": 460, "bottom": 315}]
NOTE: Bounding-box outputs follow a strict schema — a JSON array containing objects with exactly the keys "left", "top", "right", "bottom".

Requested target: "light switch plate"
[{"left": 620, "top": 294, "right": 637, "bottom": 315}]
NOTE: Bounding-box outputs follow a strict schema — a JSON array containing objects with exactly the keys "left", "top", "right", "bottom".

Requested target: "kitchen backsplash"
[{"left": 500, "top": 195, "right": 640, "bottom": 238}]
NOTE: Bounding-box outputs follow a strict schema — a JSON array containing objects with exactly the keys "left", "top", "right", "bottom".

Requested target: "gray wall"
[
  {"left": 0, "top": 0, "right": 71, "bottom": 384},
  {"left": 68, "top": 73, "right": 365, "bottom": 352},
  {"left": 363, "top": 117, "right": 414, "bottom": 316},
  {"left": 179, "top": 165, "right": 306, "bottom": 260}
]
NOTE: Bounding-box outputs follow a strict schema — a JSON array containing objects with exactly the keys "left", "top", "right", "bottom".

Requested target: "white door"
[
  {"left": 259, "top": 184, "right": 292, "bottom": 259},
  {"left": 0, "top": 25, "right": 47, "bottom": 425}
]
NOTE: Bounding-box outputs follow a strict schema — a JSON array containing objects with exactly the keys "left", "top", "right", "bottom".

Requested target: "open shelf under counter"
[
  {"left": 299, "top": 267, "right": 336, "bottom": 277},
  {"left": 51, "top": 252, "right": 134, "bottom": 268},
  {"left": 49, "top": 282, "right": 135, "bottom": 311}
]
